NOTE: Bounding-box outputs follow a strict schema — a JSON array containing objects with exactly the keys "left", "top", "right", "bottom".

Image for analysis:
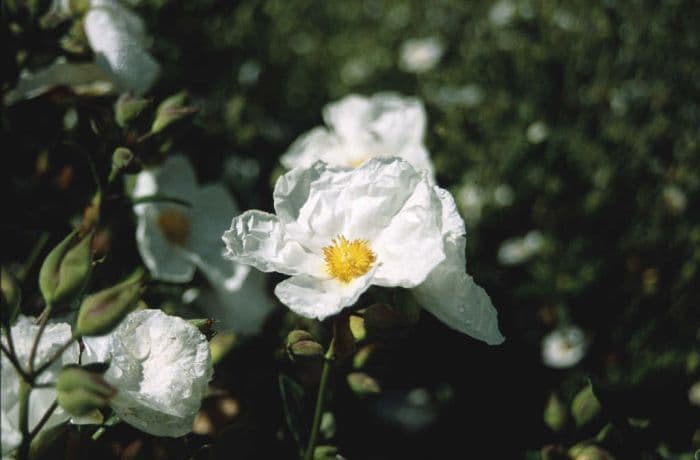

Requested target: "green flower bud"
[
  {"left": 286, "top": 330, "right": 323, "bottom": 361},
  {"left": 69, "top": 0, "right": 90, "bottom": 15},
  {"left": 568, "top": 444, "right": 615, "bottom": 460},
  {"left": 314, "top": 445, "right": 340, "bottom": 460},
  {"left": 352, "top": 344, "right": 378, "bottom": 370},
  {"left": 1, "top": 267, "right": 21, "bottom": 326},
  {"left": 150, "top": 92, "right": 198, "bottom": 134},
  {"left": 115, "top": 93, "right": 150, "bottom": 128},
  {"left": 56, "top": 365, "right": 116, "bottom": 417},
  {"left": 39, "top": 230, "right": 93, "bottom": 307},
  {"left": 544, "top": 392, "right": 568, "bottom": 433},
  {"left": 111, "top": 147, "right": 140, "bottom": 176},
  {"left": 76, "top": 268, "right": 145, "bottom": 336},
  {"left": 572, "top": 384, "right": 601, "bottom": 427},
  {"left": 347, "top": 372, "right": 381, "bottom": 396}
]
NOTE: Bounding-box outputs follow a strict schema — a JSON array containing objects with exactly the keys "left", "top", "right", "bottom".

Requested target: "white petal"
[
  {"left": 84, "top": 310, "right": 212, "bottom": 437},
  {"left": 84, "top": 2, "right": 159, "bottom": 94},
  {"left": 135, "top": 205, "right": 195, "bottom": 282},
  {"left": 223, "top": 210, "right": 322, "bottom": 276},
  {"left": 412, "top": 189, "right": 504, "bottom": 345},
  {"left": 322, "top": 94, "right": 374, "bottom": 143},
  {"left": 196, "top": 269, "right": 276, "bottom": 335},
  {"left": 372, "top": 176, "right": 445, "bottom": 287},
  {"left": 365, "top": 93, "right": 426, "bottom": 149},
  {"left": 274, "top": 158, "right": 425, "bottom": 252},
  {"left": 274, "top": 266, "right": 377, "bottom": 320},
  {"left": 280, "top": 127, "right": 342, "bottom": 170},
  {"left": 1, "top": 317, "right": 79, "bottom": 455},
  {"left": 541, "top": 326, "right": 586, "bottom": 368},
  {"left": 132, "top": 155, "right": 198, "bottom": 204},
  {"left": 396, "top": 144, "right": 435, "bottom": 182}
]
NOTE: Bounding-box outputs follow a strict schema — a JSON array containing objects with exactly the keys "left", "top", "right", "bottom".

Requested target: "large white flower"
[
  {"left": 82, "top": 309, "right": 212, "bottom": 437},
  {"left": 223, "top": 158, "right": 503, "bottom": 344},
  {"left": 280, "top": 93, "right": 435, "bottom": 181},
  {"left": 1, "top": 317, "right": 79, "bottom": 457},
  {"left": 83, "top": 0, "right": 159, "bottom": 95}
]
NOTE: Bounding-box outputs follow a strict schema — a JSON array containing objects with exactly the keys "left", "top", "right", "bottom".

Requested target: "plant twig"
[
  {"left": 32, "top": 335, "right": 79, "bottom": 378},
  {"left": 27, "top": 305, "right": 53, "bottom": 374}
]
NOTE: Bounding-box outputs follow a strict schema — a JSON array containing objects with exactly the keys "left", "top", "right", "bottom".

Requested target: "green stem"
[
  {"left": 29, "top": 401, "right": 58, "bottom": 438},
  {"left": 28, "top": 305, "right": 53, "bottom": 374},
  {"left": 303, "top": 332, "right": 336, "bottom": 460},
  {"left": 0, "top": 342, "right": 29, "bottom": 380},
  {"left": 17, "top": 379, "right": 31, "bottom": 460}
]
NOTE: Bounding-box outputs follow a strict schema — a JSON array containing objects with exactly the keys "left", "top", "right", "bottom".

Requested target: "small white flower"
[
  {"left": 84, "top": 0, "right": 160, "bottom": 95},
  {"left": 541, "top": 326, "right": 587, "bottom": 369},
  {"left": 497, "top": 230, "right": 544, "bottom": 265},
  {"left": 281, "top": 93, "right": 435, "bottom": 182},
  {"left": 663, "top": 185, "right": 687, "bottom": 215},
  {"left": 526, "top": 121, "right": 549, "bottom": 144},
  {"left": 82, "top": 309, "right": 213, "bottom": 437},
  {"left": 489, "top": 0, "right": 516, "bottom": 27},
  {"left": 1, "top": 317, "right": 79, "bottom": 457},
  {"left": 133, "top": 155, "right": 274, "bottom": 333},
  {"left": 398, "top": 37, "right": 444, "bottom": 74},
  {"left": 223, "top": 158, "right": 503, "bottom": 344}
]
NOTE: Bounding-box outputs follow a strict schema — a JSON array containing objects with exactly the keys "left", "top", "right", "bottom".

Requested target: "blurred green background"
[{"left": 2, "top": 0, "right": 699, "bottom": 458}]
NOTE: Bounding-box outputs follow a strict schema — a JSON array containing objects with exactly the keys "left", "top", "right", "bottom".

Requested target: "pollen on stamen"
[
  {"left": 156, "top": 208, "right": 190, "bottom": 246},
  {"left": 322, "top": 235, "right": 376, "bottom": 283}
]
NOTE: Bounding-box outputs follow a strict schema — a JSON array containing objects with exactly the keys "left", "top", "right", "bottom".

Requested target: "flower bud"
[
  {"left": 39, "top": 230, "right": 93, "bottom": 307},
  {"left": 110, "top": 147, "right": 141, "bottom": 176},
  {"left": 347, "top": 372, "right": 381, "bottom": 396},
  {"left": 76, "top": 268, "right": 145, "bottom": 336},
  {"left": 543, "top": 392, "right": 568, "bottom": 433},
  {"left": 313, "top": 445, "right": 340, "bottom": 460},
  {"left": 150, "top": 92, "right": 198, "bottom": 134},
  {"left": 69, "top": 0, "right": 90, "bottom": 15},
  {"left": 572, "top": 384, "right": 601, "bottom": 427},
  {"left": 115, "top": 93, "right": 150, "bottom": 128},
  {"left": 286, "top": 330, "right": 323, "bottom": 361},
  {"left": 188, "top": 318, "right": 215, "bottom": 340},
  {"left": 1, "top": 267, "right": 21, "bottom": 326},
  {"left": 568, "top": 444, "right": 615, "bottom": 460},
  {"left": 56, "top": 365, "right": 116, "bottom": 417}
]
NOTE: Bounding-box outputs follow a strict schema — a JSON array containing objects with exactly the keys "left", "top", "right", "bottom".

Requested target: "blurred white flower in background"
[
  {"left": 281, "top": 93, "right": 435, "bottom": 182},
  {"left": 456, "top": 183, "right": 485, "bottom": 223},
  {"left": 489, "top": 0, "right": 516, "bottom": 26},
  {"left": 84, "top": 0, "right": 160, "bottom": 95},
  {"left": 1, "top": 317, "right": 79, "bottom": 457},
  {"left": 82, "top": 309, "right": 212, "bottom": 436},
  {"left": 526, "top": 121, "right": 549, "bottom": 144},
  {"left": 5, "top": 0, "right": 159, "bottom": 105},
  {"left": 497, "top": 230, "right": 545, "bottom": 265},
  {"left": 398, "top": 37, "right": 444, "bottom": 74},
  {"left": 132, "top": 155, "right": 274, "bottom": 334},
  {"left": 541, "top": 325, "right": 587, "bottom": 368},
  {"left": 223, "top": 158, "right": 503, "bottom": 344},
  {"left": 663, "top": 185, "right": 687, "bottom": 215}
]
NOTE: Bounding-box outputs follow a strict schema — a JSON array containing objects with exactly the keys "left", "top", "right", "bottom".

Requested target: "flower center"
[
  {"left": 156, "top": 208, "right": 190, "bottom": 246},
  {"left": 323, "top": 235, "right": 376, "bottom": 283}
]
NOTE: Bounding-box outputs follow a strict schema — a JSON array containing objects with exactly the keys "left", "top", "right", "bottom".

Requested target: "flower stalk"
[{"left": 303, "top": 321, "right": 337, "bottom": 460}]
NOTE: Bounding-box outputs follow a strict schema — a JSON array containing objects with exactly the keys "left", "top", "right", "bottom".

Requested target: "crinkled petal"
[
  {"left": 1, "top": 317, "right": 79, "bottom": 455},
  {"left": 372, "top": 176, "right": 445, "bottom": 287},
  {"left": 135, "top": 204, "right": 195, "bottom": 282},
  {"left": 83, "top": 310, "right": 212, "bottom": 437},
  {"left": 196, "top": 269, "right": 276, "bottom": 335},
  {"left": 223, "top": 210, "right": 323, "bottom": 276},
  {"left": 274, "top": 266, "right": 377, "bottom": 320},
  {"left": 396, "top": 144, "right": 435, "bottom": 182},
  {"left": 273, "top": 158, "right": 425, "bottom": 252},
  {"left": 84, "top": 2, "right": 159, "bottom": 94},
  {"left": 365, "top": 92, "right": 426, "bottom": 149}
]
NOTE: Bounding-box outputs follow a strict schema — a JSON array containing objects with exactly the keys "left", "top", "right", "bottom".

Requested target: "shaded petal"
[
  {"left": 223, "top": 210, "right": 322, "bottom": 276},
  {"left": 132, "top": 155, "right": 198, "bottom": 206},
  {"left": 280, "top": 127, "right": 343, "bottom": 170},
  {"left": 366, "top": 92, "right": 426, "bottom": 149},
  {"left": 274, "top": 266, "right": 377, "bottom": 320},
  {"left": 196, "top": 269, "right": 276, "bottom": 335},
  {"left": 322, "top": 94, "right": 374, "bottom": 143},
  {"left": 135, "top": 205, "right": 195, "bottom": 282}
]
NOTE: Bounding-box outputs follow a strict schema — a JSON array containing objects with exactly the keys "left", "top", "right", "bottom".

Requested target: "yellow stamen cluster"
[
  {"left": 322, "top": 235, "right": 376, "bottom": 283},
  {"left": 156, "top": 208, "right": 190, "bottom": 246}
]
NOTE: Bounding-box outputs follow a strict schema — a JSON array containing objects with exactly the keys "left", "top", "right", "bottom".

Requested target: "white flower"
[
  {"left": 223, "top": 158, "right": 503, "bottom": 344},
  {"left": 84, "top": 0, "right": 160, "bottom": 95},
  {"left": 398, "top": 37, "right": 444, "bottom": 74},
  {"left": 82, "top": 309, "right": 212, "bottom": 437},
  {"left": 280, "top": 93, "right": 435, "bottom": 182},
  {"left": 541, "top": 326, "right": 587, "bottom": 369},
  {"left": 497, "top": 230, "right": 544, "bottom": 265},
  {"left": 1, "top": 317, "right": 79, "bottom": 457}
]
